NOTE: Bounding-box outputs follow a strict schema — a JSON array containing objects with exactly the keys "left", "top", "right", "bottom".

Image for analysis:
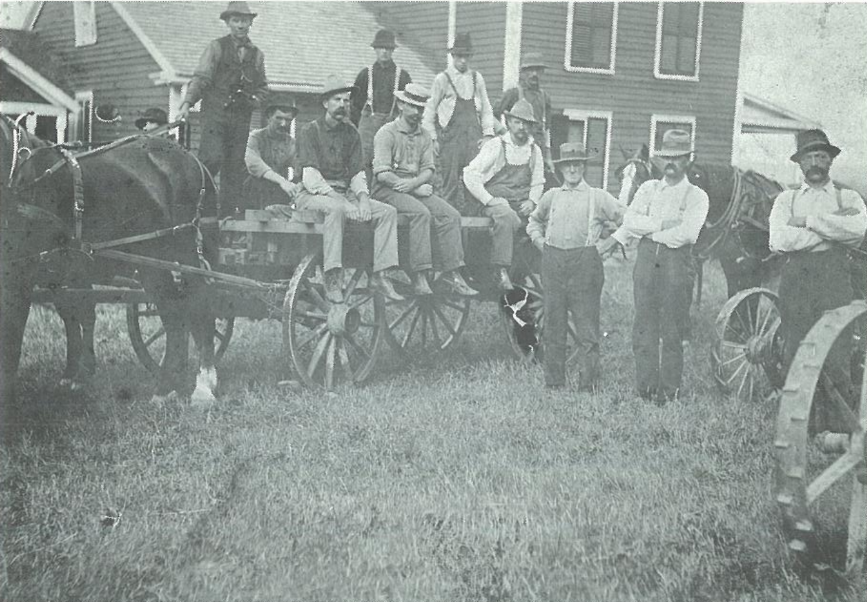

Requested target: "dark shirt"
[
  {"left": 245, "top": 127, "right": 297, "bottom": 180},
  {"left": 298, "top": 116, "right": 365, "bottom": 183},
  {"left": 350, "top": 60, "right": 412, "bottom": 125}
]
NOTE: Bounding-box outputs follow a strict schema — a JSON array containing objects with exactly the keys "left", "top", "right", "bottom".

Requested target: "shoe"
[
  {"left": 411, "top": 271, "right": 433, "bottom": 296},
  {"left": 323, "top": 268, "right": 344, "bottom": 304},
  {"left": 369, "top": 272, "right": 405, "bottom": 302},
  {"left": 442, "top": 271, "right": 477, "bottom": 297},
  {"left": 497, "top": 267, "right": 514, "bottom": 292}
]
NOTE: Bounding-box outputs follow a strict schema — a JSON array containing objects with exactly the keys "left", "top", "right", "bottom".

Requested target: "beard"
[
  {"left": 805, "top": 165, "right": 828, "bottom": 180},
  {"left": 512, "top": 130, "right": 529, "bottom": 145}
]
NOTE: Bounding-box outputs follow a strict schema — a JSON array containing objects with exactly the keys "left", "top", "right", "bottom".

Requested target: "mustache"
[{"left": 806, "top": 166, "right": 827, "bottom": 175}]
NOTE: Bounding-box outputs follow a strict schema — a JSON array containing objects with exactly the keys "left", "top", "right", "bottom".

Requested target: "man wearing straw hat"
[
  {"left": 610, "top": 129, "right": 709, "bottom": 404},
  {"left": 372, "top": 83, "right": 477, "bottom": 298},
  {"left": 351, "top": 29, "right": 412, "bottom": 183},
  {"left": 527, "top": 142, "right": 625, "bottom": 391},
  {"left": 176, "top": 1, "right": 268, "bottom": 214},
  {"left": 463, "top": 99, "right": 544, "bottom": 291},
  {"left": 295, "top": 75, "right": 404, "bottom": 304}
]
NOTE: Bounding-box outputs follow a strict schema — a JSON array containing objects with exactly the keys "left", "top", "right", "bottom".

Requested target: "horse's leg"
[
  {"left": 79, "top": 301, "right": 97, "bottom": 382},
  {"left": 140, "top": 271, "right": 187, "bottom": 402},
  {"left": 188, "top": 279, "right": 217, "bottom": 408},
  {"left": 0, "top": 268, "right": 34, "bottom": 443},
  {"left": 55, "top": 300, "right": 83, "bottom": 387}
]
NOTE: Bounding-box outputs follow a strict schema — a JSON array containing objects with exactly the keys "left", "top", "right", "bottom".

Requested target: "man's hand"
[
  {"left": 343, "top": 201, "right": 360, "bottom": 221},
  {"left": 787, "top": 215, "right": 807, "bottom": 227},
  {"left": 518, "top": 200, "right": 535, "bottom": 217},
  {"left": 532, "top": 238, "right": 545, "bottom": 252},
  {"left": 661, "top": 218, "right": 682, "bottom": 230},
  {"left": 544, "top": 158, "right": 557, "bottom": 175},
  {"left": 176, "top": 103, "right": 190, "bottom": 122},
  {"left": 415, "top": 183, "right": 433, "bottom": 197},
  {"left": 477, "top": 135, "right": 495, "bottom": 150},
  {"left": 597, "top": 236, "right": 620, "bottom": 258},
  {"left": 487, "top": 197, "right": 509, "bottom": 208},
  {"left": 279, "top": 180, "right": 299, "bottom": 200},
  {"left": 432, "top": 139, "right": 440, "bottom": 158},
  {"left": 834, "top": 207, "right": 861, "bottom": 217},
  {"left": 355, "top": 198, "right": 373, "bottom": 222},
  {"left": 393, "top": 179, "right": 414, "bottom": 193}
]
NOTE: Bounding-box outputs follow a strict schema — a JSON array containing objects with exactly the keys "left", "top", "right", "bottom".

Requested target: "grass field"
[{"left": 1, "top": 257, "right": 863, "bottom": 602}]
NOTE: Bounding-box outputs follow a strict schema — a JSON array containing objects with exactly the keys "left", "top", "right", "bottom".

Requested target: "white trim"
[
  {"left": 503, "top": 2, "right": 523, "bottom": 91},
  {"left": 447, "top": 0, "right": 457, "bottom": 68},
  {"left": 654, "top": 1, "right": 703, "bottom": 82},
  {"left": 564, "top": 1, "right": 618, "bottom": 75},
  {"left": 0, "top": 48, "right": 79, "bottom": 111},
  {"left": 109, "top": 1, "right": 176, "bottom": 76},
  {"left": 75, "top": 90, "right": 94, "bottom": 143},
  {"left": 650, "top": 114, "right": 697, "bottom": 155},
  {"left": 73, "top": 0, "right": 97, "bottom": 47},
  {"left": 561, "top": 108, "right": 613, "bottom": 191},
  {"left": 26, "top": 1, "right": 45, "bottom": 30},
  {"left": 0, "top": 101, "right": 66, "bottom": 118}
]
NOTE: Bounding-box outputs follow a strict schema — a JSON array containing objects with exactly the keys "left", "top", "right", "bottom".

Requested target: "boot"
[
  {"left": 497, "top": 267, "right": 514, "bottom": 292},
  {"left": 411, "top": 271, "right": 433, "bottom": 296},
  {"left": 323, "top": 268, "right": 344, "bottom": 304},
  {"left": 369, "top": 271, "right": 405, "bottom": 302},
  {"left": 442, "top": 270, "right": 477, "bottom": 297}
]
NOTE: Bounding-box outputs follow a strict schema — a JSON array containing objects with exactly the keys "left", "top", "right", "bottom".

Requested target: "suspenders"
[
  {"left": 499, "top": 137, "right": 536, "bottom": 170},
  {"left": 365, "top": 64, "right": 401, "bottom": 114},
  {"left": 444, "top": 71, "right": 477, "bottom": 100}
]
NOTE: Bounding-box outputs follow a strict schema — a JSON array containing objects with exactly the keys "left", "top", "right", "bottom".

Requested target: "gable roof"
[
  {"left": 111, "top": 1, "right": 439, "bottom": 92},
  {"left": 0, "top": 27, "right": 77, "bottom": 109},
  {"left": 741, "top": 92, "right": 822, "bottom": 134}
]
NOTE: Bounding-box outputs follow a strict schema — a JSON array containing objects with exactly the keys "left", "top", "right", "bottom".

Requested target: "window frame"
[
  {"left": 564, "top": 1, "right": 619, "bottom": 75},
  {"left": 561, "top": 108, "right": 613, "bottom": 191},
  {"left": 653, "top": 1, "right": 704, "bottom": 82},
  {"left": 649, "top": 114, "right": 697, "bottom": 157}
]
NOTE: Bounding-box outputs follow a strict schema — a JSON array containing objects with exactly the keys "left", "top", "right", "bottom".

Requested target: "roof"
[
  {"left": 741, "top": 92, "right": 822, "bottom": 134},
  {"left": 113, "top": 1, "right": 440, "bottom": 92},
  {"left": 0, "top": 27, "right": 74, "bottom": 96}
]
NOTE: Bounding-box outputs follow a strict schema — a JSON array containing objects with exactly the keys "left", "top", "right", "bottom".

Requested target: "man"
[
  {"left": 463, "top": 99, "right": 544, "bottom": 290},
  {"left": 176, "top": 1, "right": 268, "bottom": 215},
  {"left": 243, "top": 103, "right": 300, "bottom": 212},
  {"left": 295, "top": 75, "right": 403, "bottom": 304},
  {"left": 372, "top": 83, "right": 477, "bottom": 297},
  {"left": 135, "top": 108, "right": 168, "bottom": 133},
  {"left": 495, "top": 52, "right": 556, "bottom": 179},
  {"left": 769, "top": 129, "right": 866, "bottom": 423},
  {"left": 609, "top": 129, "right": 709, "bottom": 404},
  {"left": 527, "top": 143, "right": 625, "bottom": 391},
  {"left": 350, "top": 29, "right": 412, "bottom": 182},
  {"left": 422, "top": 33, "right": 500, "bottom": 214}
]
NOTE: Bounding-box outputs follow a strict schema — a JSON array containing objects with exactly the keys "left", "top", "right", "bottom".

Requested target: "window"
[
  {"left": 552, "top": 109, "right": 613, "bottom": 190},
  {"left": 655, "top": 2, "right": 703, "bottom": 80},
  {"left": 650, "top": 115, "right": 696, "bottom": 156},
  {"left": 74, "top": 1, "right": 97, "bottom": 47},
  {"left": 565, "top": 2, "right": 618, "bottom": 74}
]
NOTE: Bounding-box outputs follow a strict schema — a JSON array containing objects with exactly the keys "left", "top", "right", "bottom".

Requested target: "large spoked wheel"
[
  {"left": 282, "top": 253, "right": 385, "bottom": 390},
  {"left": 383, "top": 270, "right": 472, "bottom": 356},
  {"left": 774, "top": 301, "right": 867, "bottom": 573},
  {"left": 499, "top": 271, "right": 579, "bottom": 364},
  {"left": 711, "top": 287, "right": 784, "bottom": 401},
  {"left": 126, "top": 302, "right": 235, "bottom": 374}
]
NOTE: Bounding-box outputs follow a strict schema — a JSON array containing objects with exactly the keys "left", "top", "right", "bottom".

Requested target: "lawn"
[{"left": 1, "top": 257, "right": 863, "bottom": 602}]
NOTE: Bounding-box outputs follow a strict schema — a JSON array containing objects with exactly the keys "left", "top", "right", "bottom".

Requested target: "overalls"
[
  {"left": 438, "top": 72, "right": 483, "bottom": 214},
  {"left": 479, "top": 139, "right": 533, "bottom": 267}
]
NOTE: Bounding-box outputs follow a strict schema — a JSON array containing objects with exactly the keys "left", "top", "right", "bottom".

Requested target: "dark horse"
[{"left": 1, "top": 115, "right": 219, "bottom": 438}]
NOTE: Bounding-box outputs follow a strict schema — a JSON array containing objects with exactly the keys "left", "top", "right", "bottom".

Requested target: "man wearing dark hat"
[
  {"left": 243, "top": 103, "right": 300, "bottom": 211},
  {"left": 610, "top": 129, "right": 709, "bottom": 404},
  {"left": 769, "top": 129, "right": 866, "bottom": 422},
  {"left": 495, "top": 52, "right": 556, "bottom": 181},
  {"left": 295, "top": 75, "right": 403, "bottom": 304},
  {"left": 372, "top": 83, "right": 477, "bottom": 297},
  {"left": 527, "top": 142, "right": 625, "bottom": 391},
  {"left": 422, "top": 32, "right": 500, "bottom": 214},
  {"left": 351, "top": 29, "right": 412, "bottom": 183},
  {"left": 176, "top": 1, "right": 268, "bottom": 214},
  {"left": 463, "top": 99, "right": 544, "bottom": 291},
  {"left": 135, "top": 108, "right": 168, "bottom": 133}
]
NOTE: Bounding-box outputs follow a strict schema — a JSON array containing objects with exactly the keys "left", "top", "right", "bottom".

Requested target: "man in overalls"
[
  {"left": 351, "top": 29, "right": 412, "bottom": 185},
  {"left": 422, "top": 33, "right": 500, "bottom": 214},
  {"left": 463, "top": 99, "right": 544, "bottom": 291},
  {"left": 177, "top": 1, "right": 268, "bottom": 215}
]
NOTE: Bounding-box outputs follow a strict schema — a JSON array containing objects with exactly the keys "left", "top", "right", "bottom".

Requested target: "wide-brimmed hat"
[
  {"left": 503, "top": 99, "right": 538, "bottom": 124},
  {"left": 220, "top": 1, "right": 256, "bottom": 21},
  {"left": 371, "top": 29, "right": 397, "bottom": 49},
  {"left": 653, "top": 129, "right": 694, "bottom": 158},
  {"left": 94, "top": 103, "right": 121, "bottom": 123},
  {"left": 134, "top": 107, "right": 168, "bottom": 129},
  {"left": 394, "top": 83, "right": 430, "bottom": 108},
  {"left": 449, "top": 33, "right": 473, "bottom": 55},
  {"left": 319, "top": 75, "right": 357, "bottom": 99},
  {"left": 520, "top": 52, "right": 548, "bottom": 70},
  {"left": 790, "top": 129, "right": 841, "bottom": 162},
  {"left": 554, "top": 142, "right": 595, "bottom": 164}
]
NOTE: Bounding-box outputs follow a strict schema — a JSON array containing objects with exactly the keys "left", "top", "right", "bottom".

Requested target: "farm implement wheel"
[
  {"left": 126, "top": 301, "right": 235, "bottom": 374},
  {"left": 774, "top": 300, "right": 867, "bottom": 574},
  {"left": 383, "top": 270, "right": 472, "bottom": 355},
  {"left": 711, "top": 287, "right": 784, "bottom": 401},
  {"left": 282, "top": 253, "right": 385, "bottom": 390}
]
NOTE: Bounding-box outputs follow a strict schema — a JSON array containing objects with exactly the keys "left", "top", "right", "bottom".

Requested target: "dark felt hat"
[
  {"left": 790, "top": 129, "right": 841, "bottom": 162},
  {"left": 520, "top": 52, "right": 548, "bottom": 70},
  {"left": 265, "top": 101, "right": 298, "bottom": 117},
  {"left": 220, "top": 1, "right": 257, "bottom": 21},
  {"left": 554, "top": 142, "right": 596, "bottom": 164},
  {"left": 449, "top": 32, "right": 473, "bottom": 54},
  {"left": 135, "top": 107, "right": 168, "bottom": 130},
  {"left": 371, "top": 29, "right": 397, "bottom": 49},
  {"left": 319, "top": 75, "right": 357, "bottom": 99},
  {"left": 653, "top": 129, "right": 694, "bottom": 158}
]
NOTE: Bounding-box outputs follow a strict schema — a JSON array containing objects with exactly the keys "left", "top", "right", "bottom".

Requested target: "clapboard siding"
[
  {"left": 32, "top": 1, "right": 168, "bottom": 140},
  {"left": 366, "top": 0, "right": 450, "bottom": 78},
  {"left": 455, "top": 2, "right": 507, "bottom": 95}
]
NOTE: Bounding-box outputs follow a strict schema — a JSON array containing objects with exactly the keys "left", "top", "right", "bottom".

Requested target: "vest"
[{"left": 202, "top": 35, "right": 264, "bottom": 115}]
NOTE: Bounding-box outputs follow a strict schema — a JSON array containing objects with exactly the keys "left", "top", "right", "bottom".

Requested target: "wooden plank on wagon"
[
  {"left": 220, "top": 220, "right": 323, "bottom": 235},
  {"left": 461, "top": 217, "right": 493, "bottom": 228}
]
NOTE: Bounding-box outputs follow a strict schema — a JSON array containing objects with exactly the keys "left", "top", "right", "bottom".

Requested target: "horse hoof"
[{"left": 190, "top": 387, "right": 216, "bottom": 409}]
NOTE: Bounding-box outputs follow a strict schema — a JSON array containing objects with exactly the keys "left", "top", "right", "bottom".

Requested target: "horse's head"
[{"left": 614, "top": 144, "right": 661, "bottom": 205}]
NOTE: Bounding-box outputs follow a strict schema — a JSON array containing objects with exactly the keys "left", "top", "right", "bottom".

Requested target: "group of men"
[{"left": 163, "top": 2, "right": 865, "bottom": 403}]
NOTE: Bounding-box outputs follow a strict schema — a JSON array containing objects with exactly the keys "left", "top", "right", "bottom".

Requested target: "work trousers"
[
  {"left": 632, "top": 239, "right": 694, "bottom": 399},
  {"left": 294, "top": 189, "right": 398, "bottom": 274},
  {"left": 372, "top": 187, "right": 465, "bottom": 272},
  {"left": 542, "top": 245, "right": 604, "bottom": 389},
  {"left": 437, "top": 98, "right": 483, "bottom": 214},
  {"left": 198, "top": 109, "right": 253, "bottom": 216},
  {"left": 481, "top": 200, "right": 524, "bottom": 267}
]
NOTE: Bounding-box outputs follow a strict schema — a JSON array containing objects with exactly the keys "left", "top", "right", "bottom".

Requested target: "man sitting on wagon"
[
  {"left": 295, "top": 75, "right": 404, "bottom": 304},
  {"left": 243, "top": 103, "right": 301, "bottom": 214},
  {"left": 463, "top": 99, "right": 544, "bottom": 291},
  {"left": 372, "top": 83, "right": 477, "bottom": 297}
]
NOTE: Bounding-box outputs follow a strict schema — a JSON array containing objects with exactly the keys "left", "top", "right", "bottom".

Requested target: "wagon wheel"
[
  {"left": 126, "top": 302, "right": 235, "bottom": 374},
  {"left": 499, "top": 271, "right": 580, "bottom": 364},
  {"left": 710, "top": 287, "right": 784, "bottom": 401},
  {"left": 282, "top": 253, "right": 385, "bottom": 389},
  {"left": 774, "top": 301, "right": 867, "bottom": 573},
  {"left": 382, "top": 270, "right": 472, "bottom": 355}
]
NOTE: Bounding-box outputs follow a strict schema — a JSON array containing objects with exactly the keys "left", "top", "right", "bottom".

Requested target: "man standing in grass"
[
  {"left": 528, "top": 143, "right": 625, "bottom": 391},
  {"left": 610, "top": 130, "right": 709, "bottom": 404}
]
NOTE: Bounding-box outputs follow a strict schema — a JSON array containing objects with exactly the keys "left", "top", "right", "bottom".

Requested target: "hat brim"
[
  {"left": 321, "top": 86, "right": 358, "bottom": 98},
  {"left": 448, "top": 47, "right": 473, "bottom": 55},
  {"left": 372, "top": 43, "right": 397, "bottom": 49},
  {"left": 393, "top": 93, "right": 426, "bottom": 108},
  {"left": 135, "top": 117, "right": 162, "bottom": 129},
  {"left": 790, "top": 142, "right": 841, "bottom": 163},
  {"left": 554, "top": 154, "right": 595, "bottom": 165},
  {"left": 653, "top": 149, "right": 694, "bottom": 158},
  {"left": 503, "top": 111, "right": 538, "bottom": 125},
  {"left": 220, "top": 11, "right": 257, "bottom": 20},
  {"left": 521, "top": 63, "right": 548, "bottom": 70}
]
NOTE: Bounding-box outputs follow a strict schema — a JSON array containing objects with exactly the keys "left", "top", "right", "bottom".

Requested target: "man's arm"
[
  {"left": 475, "top": 72, "right": 498, "bottom": 138},
  {"left": 422, "top": 74, "right": 446, "bottom": 141},
  {"left": 252, "top": 49, "right": 269, "bottom": 108},
  {"left": 178, "top": 40, "right": 220, "bottom": 118},
  {"left": 493, "top": 87, "right": 519, "bottom": 121},
  {"left": 463, "top": 137, "right": 502, "bottom": 205},
  {"left": 620, "top": 181, "right": 663, "bottom": 237},
  {"left": 297, "top": 122, "right": 334, "bottom": 196},
  {"left": 527, "top": 190, "right": 553, "bottom": 248},
  {"left": 652, "top": 187, "right": 709, "bottom": 247},
  {"left": 528, "top": 145, "right": 545, "bottom": 204},
  {"left": 806, "top": 190, "right": 867, "bottom": 246},
  {"left": 769, "top": 191, "right": 823, "bottom": 253},
  {"left": 350, "top": 68, "right": 368, "bottom": 127},
  {"left": 244, "top": 131, "right": 272, "bottom": 178}
]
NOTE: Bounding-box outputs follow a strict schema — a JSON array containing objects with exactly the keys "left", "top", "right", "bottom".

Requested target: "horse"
[{"left": 1, "top": 115, "right": 219, "bottom": 437}]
